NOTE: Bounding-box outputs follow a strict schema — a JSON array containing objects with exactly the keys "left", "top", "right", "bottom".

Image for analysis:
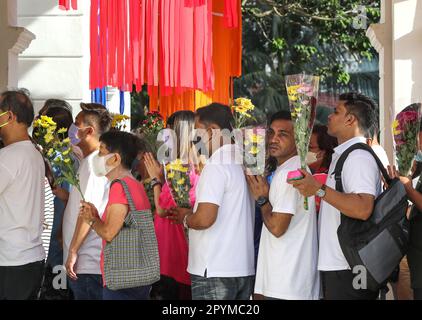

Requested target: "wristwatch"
[
  {"left": 316, "top": 184, "right": 327, "bottom": 198},
  {"left": 256, "top": 196, "right": 269, "bottom": 208}
]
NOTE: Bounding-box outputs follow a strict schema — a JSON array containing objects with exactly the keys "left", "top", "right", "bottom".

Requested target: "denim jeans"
[
  {"left": 68, "top": 274, "right": 103, "bottom": 300},
  {"left": 190, "top": 274, "right": 254, "bottom": 300},
  {"left": 103, "top": 285, "right": 151, "bottom": 300}
]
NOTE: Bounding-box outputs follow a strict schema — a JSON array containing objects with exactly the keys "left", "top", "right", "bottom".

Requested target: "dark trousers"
[
  {"left": 103, "top": 285, "right": 151, "bottom": 300},
  {"left": 150, "top": 275, "right": 192, "bottom": 300},
  {"left": 68, "top": 274, "right": 103, "bottom": 300},
  {"left": 0, "top": 260, "right": 45, "bottom": 300},
  {"left": 414, "top": 288, "right": 422, "bottom": 300},
  {"left": 321, "top": 270, "right": 379, "bottom": 300}
]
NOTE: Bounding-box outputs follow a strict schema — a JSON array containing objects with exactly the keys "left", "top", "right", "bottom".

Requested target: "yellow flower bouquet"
[
  {"left": 237, "top": 127, "right": 266, "bottom": 176},
  {"left": 232, "top": 98, "right": 256, "bottom": 129},
  {"left": 165, "top": 159, "right": 192, "bottom": 208},
  {"left": 232, "top": 98, "right": 265, "bottom": 175},
  {"left": 33, "top": 116, "right": 85, "bottom": 200},
  {"left": 285, "top": 74, "right": 320, "bottom": 210}
]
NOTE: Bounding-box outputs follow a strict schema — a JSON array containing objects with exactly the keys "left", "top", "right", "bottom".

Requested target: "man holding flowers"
[
  {"left": 246, "top": 111, "right": 319, "bottom": 300},
  {"left": 169, "top": 103, "right": 255, "bottom": 300},
  {"left": 289, "top": 92, "right": 382, "bottom": 300}
]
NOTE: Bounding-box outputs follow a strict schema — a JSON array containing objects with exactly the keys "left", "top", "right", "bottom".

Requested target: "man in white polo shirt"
[
  {"left": 170, "top": 103, "right": 255, "bottom": 300},
  {"left": 290, "top": 92, "right": 382, "bottom": 300},
  {"left": 247, "top": 111, "right": 319, "bottom": 300},
  {"left": 0, "top": 91, "right": 46, "bottom": 300},
  {"left": 60, "top": 103, "right": 112, "bottom": 300}
]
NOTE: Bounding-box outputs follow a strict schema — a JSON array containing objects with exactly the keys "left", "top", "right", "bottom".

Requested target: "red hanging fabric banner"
[
  {"left": 58, "top": 0, "right": 78, "bottom": 10},
  {"left": 224, "top": 0, "right": 238, "bottom": 28}
]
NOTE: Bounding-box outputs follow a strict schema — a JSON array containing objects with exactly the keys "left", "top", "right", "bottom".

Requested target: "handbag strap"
[{"left": 110, "top": 179, "right": 137, "bottom": 212}]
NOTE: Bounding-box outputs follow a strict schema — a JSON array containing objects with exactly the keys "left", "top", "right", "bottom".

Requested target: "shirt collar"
[
  {"left": 277, "top": 155, "right": 300, "bottom": 170},
  {"left": 334, "top": 136, "right": 367, "bottom": 155}
]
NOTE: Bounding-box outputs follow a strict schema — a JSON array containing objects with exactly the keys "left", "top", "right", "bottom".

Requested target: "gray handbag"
[{"left": 103, "top": 179, "right": 160, "bottom": 290}]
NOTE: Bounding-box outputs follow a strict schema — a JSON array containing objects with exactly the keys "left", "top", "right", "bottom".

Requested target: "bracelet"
[
  {"left": 89, "top": 219, "right": 96, "bottom": 228},
  {"left": 183, "top": 214, "right": 190, "bottom": 229},
  {"left": 150, "top": 177, "right": 162, "bottom": 189}
]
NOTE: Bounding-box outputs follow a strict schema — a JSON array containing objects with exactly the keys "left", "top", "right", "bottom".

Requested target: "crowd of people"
[{"left": 0, "top": 89, "right": 422, "bottom": 300}]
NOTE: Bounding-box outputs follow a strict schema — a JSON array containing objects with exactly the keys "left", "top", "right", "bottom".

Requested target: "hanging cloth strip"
[
  {"left": 61, "top": 0, "right": 241, "bottom": 118},
  {"left": 149, "top": 0, "right": 242, "bottom": 117},
  {"left": 58, "top": 0, "right": 78, "bottom": 10}
]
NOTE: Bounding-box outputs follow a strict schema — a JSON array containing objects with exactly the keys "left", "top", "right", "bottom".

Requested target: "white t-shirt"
[
  {"left": 318, "top": 137, "right": 382, "bottom": 271},
  {"left": 0, "top": 141, "right": 46, "bottom": 266},
  {"left": 62, "top": 150, "right": 109, "bottom": 274},
  {"left": 371, "top": 144, "right": 389, "bottom": 168},
  {"left": 254, "top": 156, "right": 320, "bottom": 300},
  {"left": 188, "top": 144, "right": 255, "bottom": 278}
]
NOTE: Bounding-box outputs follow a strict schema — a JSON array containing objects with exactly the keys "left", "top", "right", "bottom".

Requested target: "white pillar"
[{"left": 0, "top": 0, "right": 34, "bottom": 92}]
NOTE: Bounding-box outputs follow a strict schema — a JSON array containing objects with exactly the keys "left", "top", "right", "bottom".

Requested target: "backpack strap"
[
  {"left": 333, "top": 142, "right": 391, "bottom": 193},
  {"left": 110, "top": 179, "right": 137, "bottom": 212}
]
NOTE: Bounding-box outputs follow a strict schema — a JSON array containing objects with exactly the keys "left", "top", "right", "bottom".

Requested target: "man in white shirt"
[
  {"left": 0, "top": 90, "right": 46, "bottom": 299},
  {"left": 59, "top": 103, "right": 112, "bottom": 300},
  {"left": 246, "top": 111, "right": 319, "bottom": 300},
  {"left": 290, "top": 92, "right": 382, "bottom": 300},
  {"left": 170, "top": 103, "right": 255, "bottom": 300}
]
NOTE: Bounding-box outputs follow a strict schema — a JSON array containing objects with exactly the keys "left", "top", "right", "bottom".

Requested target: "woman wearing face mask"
[
  {"left": 307, "top": 125, "right": 338, "bottom": 213},
  {"left": 78, "top": 131, "right": 155, "bottom": 300}
]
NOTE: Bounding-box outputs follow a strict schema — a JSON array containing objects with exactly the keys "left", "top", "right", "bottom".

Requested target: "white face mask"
[
  {"left": 305, "top": 151, "right": 319, "bottom": 165},
  {"left": 92, "top": 153, "right": 117, "bottom": 177}
]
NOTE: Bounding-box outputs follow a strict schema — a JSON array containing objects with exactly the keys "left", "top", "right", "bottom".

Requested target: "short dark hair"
[
  {"left": 80, "top": 103, "right": 112, "bottom": 136},
  {"left": 269, "top": 110, "right": 292, "bottom": 124},
  {"left": 195, "top": 103, "right": 234, "bottom": 131},
  {"left": 339, "top": 92, "right": 377, "bottom": 136},
  {"left": 0, "top": 90, "right": 34, "bottom": 127},
  {"left": 100, "top": 131, "right": 145, "bottom": 169}
]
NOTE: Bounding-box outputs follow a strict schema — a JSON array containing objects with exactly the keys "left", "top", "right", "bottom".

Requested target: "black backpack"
[{"left": 334, "top": 143, "right": 410, "bottom": 292}]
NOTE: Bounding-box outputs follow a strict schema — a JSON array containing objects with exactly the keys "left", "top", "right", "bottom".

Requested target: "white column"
[
  {"left": 367, "top": 0, "right": 394, "bottom": 164},
  {"left": 0, "top": 0, "right": 34, "bottom": 92}
]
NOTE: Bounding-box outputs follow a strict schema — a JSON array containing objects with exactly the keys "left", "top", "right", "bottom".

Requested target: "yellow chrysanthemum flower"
[
  {"left": 177, "top": 178, "right": 185, "bottom": 185},
  {"left": 64, "top": 158, "right": 71, "bottom": 164},
  {"left": 62, "top": 138, "right": 71, "bottom": 145},
  {"left": 47, "top": 149, "right": 54, "bottom": 157},
  {"left": 58, "top": 127, "right": 67, "bottom": 134},
  {"left": 44, "top": 133, "right": 54, "bottom": 144},
  {"left": 392, "top": 120, "right": 401, "bottom": 135},
  {"left": 62, "top": 149, "right": 70, "bottom": 156},
  {"left": 250, "top": 134, "right": 263, "bottom": 144},
  {"left": 249, "top": 146, "right": 260, "bottom": 155},
  {"left": 167, "top": 172, "right": 175, "bottom": 179},
  {"left": 287, "top": 85, "right": 301, "bottom": 102}
]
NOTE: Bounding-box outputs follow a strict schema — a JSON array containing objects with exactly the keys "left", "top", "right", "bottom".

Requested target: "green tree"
[{"left": 236, "top": 0, "right": 381, "bottom": 121}]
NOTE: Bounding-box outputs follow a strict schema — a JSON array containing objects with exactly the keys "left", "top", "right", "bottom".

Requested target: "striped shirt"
[{"left": 42, "top": 178, "right": 54, "bottom": 258}]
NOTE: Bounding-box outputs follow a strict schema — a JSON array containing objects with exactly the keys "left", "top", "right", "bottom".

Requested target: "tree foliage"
[{"left": 236, "top": 0, "right": 381, "bottom": 119}]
